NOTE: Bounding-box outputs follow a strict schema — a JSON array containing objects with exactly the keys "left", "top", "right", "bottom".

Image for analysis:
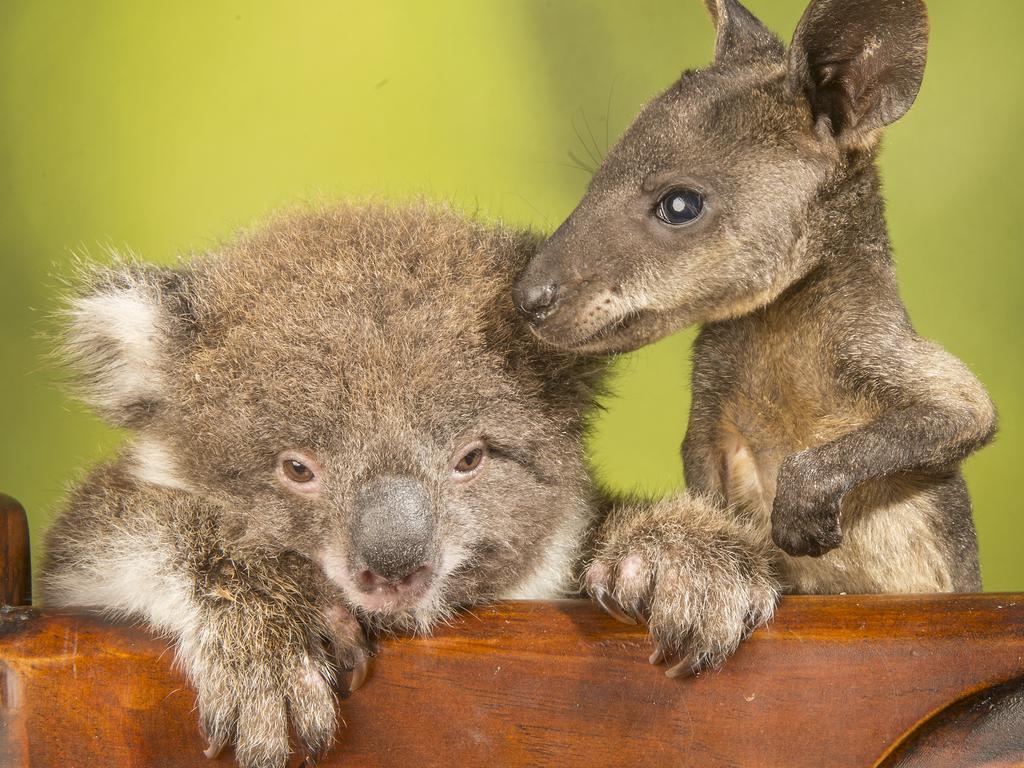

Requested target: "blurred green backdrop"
[{"left": 1, "top": 1, "right": 1021, "bottom": 589}]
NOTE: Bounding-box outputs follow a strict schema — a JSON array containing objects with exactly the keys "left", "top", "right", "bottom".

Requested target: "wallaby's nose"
[{"left": 513, "top": 282, "right": 560, "bottom": 323}]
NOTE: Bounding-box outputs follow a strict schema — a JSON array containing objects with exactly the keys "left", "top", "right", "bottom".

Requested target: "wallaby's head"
[
  {"left": 62, "top": 202, "right": 604, "bottom": 631},
  {"left": 514, "top": 0, "right": 927, "bottom": 353}
]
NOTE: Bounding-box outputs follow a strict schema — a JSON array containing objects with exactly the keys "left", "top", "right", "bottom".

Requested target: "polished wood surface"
[
  {"left": 2, "top": 496, "right": 1021, "bottom": 766},
  {"left": 0, "top": 494, "right": 30, "bottom": 607},
  {"left": 3, "top": 595, "right": 1024, "bottom": 768},
  {"left": 876, "top": 673, "right": 1024, "bottom": 767}
]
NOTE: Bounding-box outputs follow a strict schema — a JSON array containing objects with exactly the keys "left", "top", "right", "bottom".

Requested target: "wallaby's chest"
[{"left": 691, "top": 312, "right": 873, "bottom": 514}]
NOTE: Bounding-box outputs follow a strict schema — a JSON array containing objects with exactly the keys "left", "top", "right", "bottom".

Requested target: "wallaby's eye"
[
  {"left": 276, "top": 451, "right": 322, "bottom": 494},
  {"left": 655, "top": 188, "right": 704, "bottom": 226},
  {"left": 451, "top": 441, "right": 488, "bottom": 482}
]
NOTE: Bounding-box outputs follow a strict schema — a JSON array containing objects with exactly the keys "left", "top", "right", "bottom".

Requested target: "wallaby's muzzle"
[
  {"left": 512, "top": 279, "right": 561, "bottom": 323},
  {"left": 513, "top": 221, "right": 579, "bottom": 328}
]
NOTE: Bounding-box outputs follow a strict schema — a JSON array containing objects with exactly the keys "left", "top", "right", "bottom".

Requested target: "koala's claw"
[
  {"left": 594, "top": 587, "right": 638, "bottom": 626},
  {"left": 664, "top": 657, "right": 696, "bottom": 679},
  {"left": 204, "top": 739, "right": 226, "bottom": 760},
  {"left": 322, "top": 603, "right": 372, "bottom": 694},
  {"left": 348, "top": 653, "right": 370, "bottom": 693},
  {"left": 647, "top": 641, "right": 695, "bottom": 678}
]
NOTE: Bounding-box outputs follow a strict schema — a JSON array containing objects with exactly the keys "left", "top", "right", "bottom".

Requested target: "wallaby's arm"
[
  {"left": 681, "top": 338, "right": 731, "bottom": 501},
  {"left": 41, "top": 462, "right": 368, "bottom": 768},
  {"left": 771, "top": 294, "right": 996, "bottom": 557},
  {"left": 818, "top": 344, "right": 990, "bottom": 474}
]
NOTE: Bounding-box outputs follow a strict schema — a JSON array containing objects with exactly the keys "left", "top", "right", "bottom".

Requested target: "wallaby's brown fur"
[
  {"left": 513, "top": 0, "right": 995, "bottom": 593},
  {"left": 42, "top": 201, "right": 777, "bottom": 768}
]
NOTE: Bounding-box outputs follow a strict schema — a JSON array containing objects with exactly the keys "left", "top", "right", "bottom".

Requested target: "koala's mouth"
[
  {"left": 349, "top": 567, "right": 435, "bottom": 614},
  {"left": 316, "top": 548, "right": 457, "bottom": 629}
]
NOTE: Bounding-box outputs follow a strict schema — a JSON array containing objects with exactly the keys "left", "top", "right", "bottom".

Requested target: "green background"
[{"left": 1, "top": 1, "right": 1020, "bottom": 589}]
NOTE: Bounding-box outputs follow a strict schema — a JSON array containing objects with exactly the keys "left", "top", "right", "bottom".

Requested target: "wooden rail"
[
  {"left": 2, "top": 497, "right": 1022, "bottom": 767},
  {"left": 0, "top": 494, "right": 30, "bottom": 607}
]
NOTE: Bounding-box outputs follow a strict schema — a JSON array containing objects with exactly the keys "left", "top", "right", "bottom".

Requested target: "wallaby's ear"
[
  {"left": 62, "top": 263, "right": 198, "bottom": 428},
  {"left": 703, "top": 0, "right": 784, "bottom": 67},
  {"left": 787, "top": 0, "right": 928, "bottom": 148}
]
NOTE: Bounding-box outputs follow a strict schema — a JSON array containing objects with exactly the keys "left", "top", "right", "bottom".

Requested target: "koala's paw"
[
  {"left": 189, "top": 569, "right": 371, "bottom": 768},
  {"left": 196, "top": 645, "right": 337, "bottom": 768},
  {"left": 587, "top": 497, "right": 778, "bottom": 677},
  {"left": 771, "top": 452, "right": 844, "bottom": 557}
]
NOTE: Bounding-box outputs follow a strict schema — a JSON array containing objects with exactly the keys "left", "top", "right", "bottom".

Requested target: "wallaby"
[
  {"left": 43, "top": 202, "right": 776, "bottom": 768},
  {"left": 512, "top": 0, "right": 995, "bottom": 593}
]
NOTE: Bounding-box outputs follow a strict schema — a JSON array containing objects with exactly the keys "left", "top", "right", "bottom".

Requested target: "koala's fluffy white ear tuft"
[{"left": 62, "top": 264, "right": 195, "bottom": 427}]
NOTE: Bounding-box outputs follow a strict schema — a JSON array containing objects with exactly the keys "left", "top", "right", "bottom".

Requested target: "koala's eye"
[
  {"left": 451, "top": 441, "right": 488, "bottom": 482},
  {"left": 284, "top": 460, "right": 314, "bottom": 482},
  {"left": 455, "top": 449, "right": 484, "bottom": 473},
  {"left": 276, "top": 451, "right": 322, "bottom": 494},
  {"left": 655, "top": 188, "right": 704, "bottom": 226}
]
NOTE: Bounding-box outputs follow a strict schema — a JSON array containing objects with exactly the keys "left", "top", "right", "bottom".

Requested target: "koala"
[
  {"left": 512, "top": 0, "right": 996, "bottom": 593},
  {"left": 41, "top": 202, "right": 777, "bottom": 768}
]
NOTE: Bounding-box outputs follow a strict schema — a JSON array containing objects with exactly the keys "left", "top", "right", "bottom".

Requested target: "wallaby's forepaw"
[
  {"left": 772, "top": 451, "right": 844, "bottom": 557},
  {"left": 586, "top": 496, "right": 778, "bottom": 676},
  {"left": 188, "top": 558, "right": 371, "bottom": 768}
]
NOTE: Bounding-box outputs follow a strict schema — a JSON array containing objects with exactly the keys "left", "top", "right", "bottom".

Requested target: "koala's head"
[
  {"left": 63, "top": 202, "right": 605, "bottom": 631},
  {"left": 513, "top": 0, "right": 927, "bottom": 353}
]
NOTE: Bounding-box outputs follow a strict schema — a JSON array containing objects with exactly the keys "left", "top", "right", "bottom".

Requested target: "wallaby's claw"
[{"left": 594, "top": 587, "right": 637, "bottom": 625}]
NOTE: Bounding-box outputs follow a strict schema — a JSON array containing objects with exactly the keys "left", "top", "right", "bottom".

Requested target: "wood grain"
[{"left": 3, "top": 595, "right": 1024, "bottom": 767}]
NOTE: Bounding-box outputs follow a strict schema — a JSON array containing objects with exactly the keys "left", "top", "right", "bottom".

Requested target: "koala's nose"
[
  {"left": 358, "top": 564, "right": 433, "bottom": 594},
  {"left": 351, "top": 474, "right": 435, "bottom": 585},
  {"left": 513, "top": 281, "right": 561, "bottom": 323}
]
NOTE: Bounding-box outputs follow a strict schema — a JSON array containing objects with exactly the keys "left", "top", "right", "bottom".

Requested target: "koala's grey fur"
[
  {"left": 42, "top": 201, "right": 777, "bottom": 768},
  {"left": 513, "top": 0, "right": 995, "bottom": 593}
]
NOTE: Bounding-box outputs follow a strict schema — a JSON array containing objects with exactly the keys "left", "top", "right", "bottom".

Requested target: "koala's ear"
[
  {"left": 703, "top": 0, "right": 784, "bottom": 67},
  {"left": 62, "top": 263, "right": 198, "bottom": 427},
  {"left": 787, "top": 0, "right": 928, "bottom": 148}
]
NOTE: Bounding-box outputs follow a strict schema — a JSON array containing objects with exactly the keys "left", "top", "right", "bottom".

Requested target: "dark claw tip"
[{"left": 595, "top": 588, "right": 637, "bottom": 626}]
